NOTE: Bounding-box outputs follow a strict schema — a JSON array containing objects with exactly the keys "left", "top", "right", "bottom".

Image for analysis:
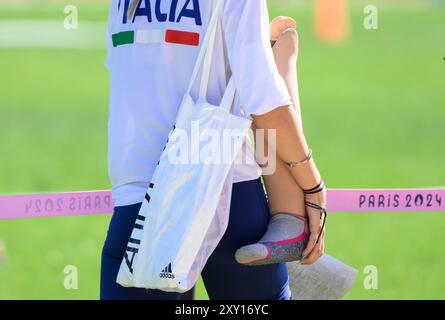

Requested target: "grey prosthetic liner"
[
  {"left": 235, "top": 213, "right": 309, "bottom": 265},
  {"left": 287, "top": 254, "right": 358, "bottom": 300}
]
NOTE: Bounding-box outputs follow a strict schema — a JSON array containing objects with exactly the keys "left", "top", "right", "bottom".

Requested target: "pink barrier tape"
[
  {"left": 327, "top": 188, "right": 444, "bottom": 213},
  {"left": 0, "top": 190, "right": 114, "bottom": 220},
  {"left": 0, "top": 188, "right": 444, "bottom": 220}
]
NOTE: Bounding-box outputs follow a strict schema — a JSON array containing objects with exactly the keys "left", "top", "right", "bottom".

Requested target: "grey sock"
[{"left": 235, "top": 213, "right": 309, "bottom": 266}]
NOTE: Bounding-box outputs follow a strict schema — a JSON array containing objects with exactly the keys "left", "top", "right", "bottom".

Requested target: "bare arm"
[
  {"left": 253, "top": 104, "right": 326, "bottom": 264},
  {"left": 253, "top": 105, "right": 321, "bottom": 190}
]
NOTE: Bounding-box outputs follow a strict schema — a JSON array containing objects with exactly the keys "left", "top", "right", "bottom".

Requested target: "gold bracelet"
[{"left": 284, "top": 149, "right": 312, "bottom": 169}]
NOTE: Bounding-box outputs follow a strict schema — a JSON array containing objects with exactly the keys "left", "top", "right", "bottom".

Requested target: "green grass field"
[{"left": 0, "top": 1, "right": 444, "bottom": 299}]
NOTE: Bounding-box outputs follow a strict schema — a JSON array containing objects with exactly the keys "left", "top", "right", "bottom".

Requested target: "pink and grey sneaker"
[{"left": 234, "top": 213, "right": 309, "bottom": 266}]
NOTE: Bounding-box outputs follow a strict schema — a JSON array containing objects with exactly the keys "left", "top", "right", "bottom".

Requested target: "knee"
[
  {"left": 283, "top": 28, "right": 299, "bottom": 49},
  {"left": 270, "top": 16, "right": 297, "bottom": 40},
  {"left": 273, "top": 28, "right": 299, "bottom": 59}
]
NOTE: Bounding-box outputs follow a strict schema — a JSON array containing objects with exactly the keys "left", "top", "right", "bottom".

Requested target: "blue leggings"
[{"left": 100, "top": 178, "right": 290, "bottom": 300}]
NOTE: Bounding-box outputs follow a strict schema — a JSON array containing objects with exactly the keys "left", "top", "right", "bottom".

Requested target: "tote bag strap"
[
  {"left": 186, "top": 0, "right": 223, "bottom": 102},
  {"left": 219, "top": 77, "right": 236, "bottom": 112},
  {"left": 186, "top": 0, "right": 238, "bottom": 113}
]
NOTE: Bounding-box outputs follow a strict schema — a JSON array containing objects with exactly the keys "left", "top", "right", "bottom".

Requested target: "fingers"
[
  {"left": 319, "top": 228, "right": 325, "bottom": 254},
  {"left": 301, "top": 231, "right": 317, "bottom": 258},
  {"left": 300, "top": 189, "right": 327, "bottom": 265},
  {"left": 300, "top": 229, "right": 325, "bottom": 265},
  {"left": 302, "top": 207, "right": 321, "bottom": 257},
  {"left": 270, "top": 16, "right": 297, "bottom": 40},
  {"left": 301, "top": 241, "right": 320, "bottom": 264}
]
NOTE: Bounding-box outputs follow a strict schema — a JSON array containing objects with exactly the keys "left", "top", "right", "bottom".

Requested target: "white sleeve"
[{"left": 222, "top": 0, "right": 292, "bottom": 116}]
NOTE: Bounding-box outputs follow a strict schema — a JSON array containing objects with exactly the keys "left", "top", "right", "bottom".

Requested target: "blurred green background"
[{"left": 0, "top": 0, "right": 444, "bottom": 299}]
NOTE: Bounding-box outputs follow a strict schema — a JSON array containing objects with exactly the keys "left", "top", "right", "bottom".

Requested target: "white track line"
[{"left": 0, "top": 20, "right": 106, "bottom": 49}]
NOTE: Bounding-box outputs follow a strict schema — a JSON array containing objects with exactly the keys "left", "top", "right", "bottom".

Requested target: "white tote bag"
[{"left": 116, "top": 0, "right": 252, "bottom": 292}]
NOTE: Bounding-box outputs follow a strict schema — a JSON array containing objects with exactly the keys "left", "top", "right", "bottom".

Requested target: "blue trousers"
[{"left": 100, "top": 178, "right": 290, "bottom": 300}]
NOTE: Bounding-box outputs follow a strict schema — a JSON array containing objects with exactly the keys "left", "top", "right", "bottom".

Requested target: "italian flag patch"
[{"left": 112, "top": 29, "right": 200, "bottom": 47}]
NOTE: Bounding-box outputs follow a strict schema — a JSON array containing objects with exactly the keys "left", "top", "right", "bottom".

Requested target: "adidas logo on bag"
[{"left": 159, "top": 263, "right": 175, "bottom": 279}]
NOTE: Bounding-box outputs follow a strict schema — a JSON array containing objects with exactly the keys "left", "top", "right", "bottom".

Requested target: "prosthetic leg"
[{"left": 236, "top": 16, "right": 357, "bottom": 300}]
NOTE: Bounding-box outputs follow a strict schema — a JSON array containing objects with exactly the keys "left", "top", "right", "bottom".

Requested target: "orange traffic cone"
[{"left": 315, "top": 0, "right": 349, "bottom": 44}]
